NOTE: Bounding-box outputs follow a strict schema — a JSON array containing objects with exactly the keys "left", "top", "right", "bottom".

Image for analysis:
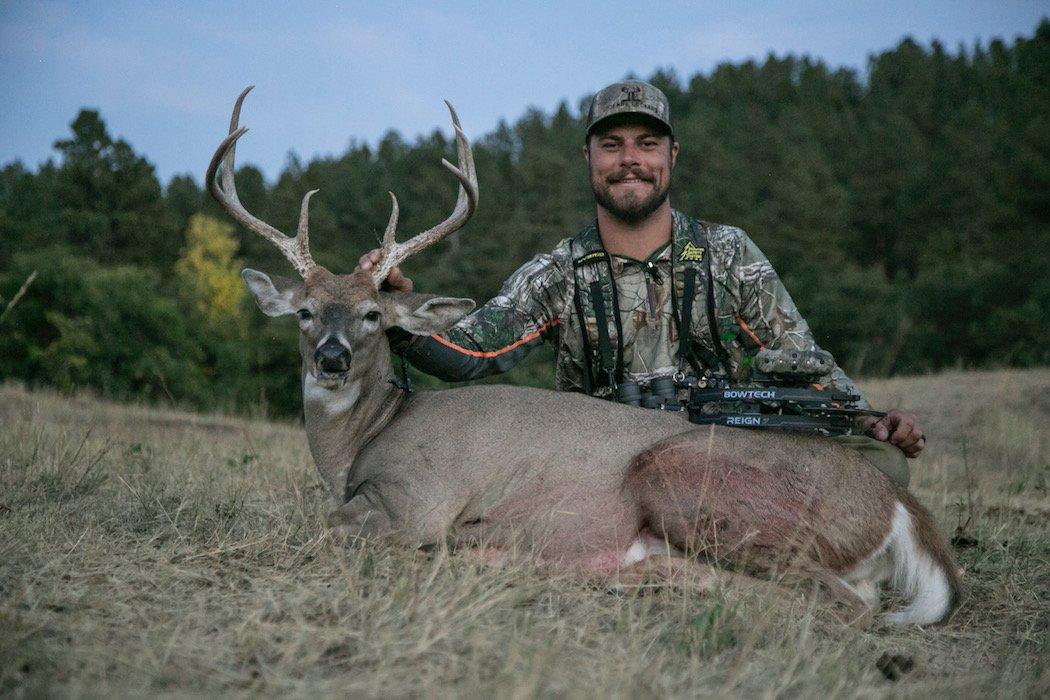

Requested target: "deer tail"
[{"left": 881, "top": 493, "right": 962, "bottom": 626}]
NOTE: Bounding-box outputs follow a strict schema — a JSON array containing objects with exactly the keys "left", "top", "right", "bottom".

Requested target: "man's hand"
[
  {"left": 358, "top": 249, "right": 414, "bottom": 292},
  {"left": 866, "top": 409, "right": 926, "bottom": 458}
]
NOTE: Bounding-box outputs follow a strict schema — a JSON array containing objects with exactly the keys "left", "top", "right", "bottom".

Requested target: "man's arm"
[
  {"left": 367, "top": 251, "right": 567, "bottom": 382},
  {"left": 730, "top": 232, "right": 926, "bottom": 457},
  {"left": 731, "top": 234, "right": 862, "bottom": 397}
]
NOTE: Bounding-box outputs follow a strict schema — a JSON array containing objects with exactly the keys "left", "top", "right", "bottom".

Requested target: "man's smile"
[{"left": 608, "top": 170, "right": 655, "bottom": 188}]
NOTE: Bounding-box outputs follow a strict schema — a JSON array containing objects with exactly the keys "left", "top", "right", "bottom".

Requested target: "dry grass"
[{"left": 1, "top": 368, "right": 1047, "bottom": 697}]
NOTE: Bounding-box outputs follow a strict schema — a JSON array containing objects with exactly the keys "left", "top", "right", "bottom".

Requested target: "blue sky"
[{"left": 1, "top": 1, "right": 1045, "bottom": 184}]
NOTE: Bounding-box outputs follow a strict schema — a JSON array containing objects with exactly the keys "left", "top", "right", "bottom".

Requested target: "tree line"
[{"left": 2, "top": 22, "right": 1047, "bottom": 417}]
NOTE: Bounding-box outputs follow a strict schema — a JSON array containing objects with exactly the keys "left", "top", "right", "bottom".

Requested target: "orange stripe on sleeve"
[
  {"left": 736, "top": 318, "right": 765, "bottom": 349},
  {"left": 430, "top": 318, "right": 561, "bottom": 359}
]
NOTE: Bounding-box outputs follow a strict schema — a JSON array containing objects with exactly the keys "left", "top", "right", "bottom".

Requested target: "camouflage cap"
[{"left": 585, "top": 80, "right": 673, "bottom": 138}]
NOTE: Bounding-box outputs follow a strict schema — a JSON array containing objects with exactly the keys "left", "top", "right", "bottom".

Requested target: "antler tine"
[
  {"left": 382, "top": 191, "right": 399, "bottom": 247},
  {"left": 296, "top": 189, "right": 320, "bottom": 262},
  {"left": 444, "top": 101, "right": 478, "bottom": 208},
  {"left": 221, "top": 85, "right": 252, "bottom": 201},
  {"left": 206, "top": 86, "right": 319, "bottom": 279},
  {"left": 371, "top": 101, "right": 479, "bottom": 287}
]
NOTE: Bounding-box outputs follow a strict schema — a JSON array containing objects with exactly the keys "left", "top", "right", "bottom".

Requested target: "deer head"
[{"left": 207, "top": 86, "right": 478, "bottom": 391}]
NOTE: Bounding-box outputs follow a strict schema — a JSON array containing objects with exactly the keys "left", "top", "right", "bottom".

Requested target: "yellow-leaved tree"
[{"left": 176, "top": 214, "right": 248, "bottom": 336}]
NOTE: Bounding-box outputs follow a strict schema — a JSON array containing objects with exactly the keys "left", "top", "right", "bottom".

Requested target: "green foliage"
[
  {"left": 1, "top": 22, "right": 1048, "bottom": 416},
  {"left": 0, "top": 249, "right": 209, "bottom": 403}
]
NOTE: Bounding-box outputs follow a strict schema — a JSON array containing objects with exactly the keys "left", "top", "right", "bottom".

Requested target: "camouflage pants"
[{"left": 834, "top": 435, "right": 910, "bottom": 488}]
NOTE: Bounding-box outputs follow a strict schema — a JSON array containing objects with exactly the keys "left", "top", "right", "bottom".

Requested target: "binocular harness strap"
[
  {"left": 701, "top": 224, "right": 732, "bottom": 375},
  {"left": 571, "top": 219, "right": 734, "bottom": 395}
]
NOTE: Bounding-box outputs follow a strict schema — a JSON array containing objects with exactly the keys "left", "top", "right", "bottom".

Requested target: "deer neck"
[{"left": 301, "top": 357, "right": 407, "bottom": 504}]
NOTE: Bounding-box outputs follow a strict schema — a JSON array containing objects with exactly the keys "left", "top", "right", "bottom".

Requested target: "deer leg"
[
  {"left": 852, "top": 578, "right": 880, "bottom": 609},
  {"left": 609, "top": 554, "right": 728, "bottom": 592},
  {"left": 775, "top": 562, "right": 876, "bottom": 628},
  {"left": 326, "top": 495, "right": 393, "bottom": 545},
  {"left": 607, "top": 553, "right": 873, "bottom": 626},
  {"left": 600, "top": 529, "right": 768, "bottom": 596}
]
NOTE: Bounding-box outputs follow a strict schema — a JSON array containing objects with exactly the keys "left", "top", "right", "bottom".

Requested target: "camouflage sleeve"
[
  {"left": 402, "top": 252, "right": 566, "bottom": 381},
  {"left": 731, "top": 232, "right": 870, "bottom": 408}
]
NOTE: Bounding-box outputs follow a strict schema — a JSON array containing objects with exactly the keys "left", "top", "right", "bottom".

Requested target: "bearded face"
[{"left": 586, "top": 122, "right": 677, "bottom": 225}]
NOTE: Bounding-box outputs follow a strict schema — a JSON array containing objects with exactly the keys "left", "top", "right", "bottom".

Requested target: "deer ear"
[
  {"left": 384, "top": 292, "right": 475, "bottom": 334},
  {"left": 241, "top": 268, "right": 303, "bottom": 317}
]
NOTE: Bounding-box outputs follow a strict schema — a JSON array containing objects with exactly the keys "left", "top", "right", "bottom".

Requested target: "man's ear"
[
  {"left": 241, "top": 268, "right": 303, "bottom": 317},
  {"left": 383, "top": 292, "right": 475, "bottom": 334}
]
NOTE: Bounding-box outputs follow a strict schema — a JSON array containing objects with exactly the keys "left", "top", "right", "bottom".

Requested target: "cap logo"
[{"left": 620, "top": 85, "right": 643, "bottom": 105}]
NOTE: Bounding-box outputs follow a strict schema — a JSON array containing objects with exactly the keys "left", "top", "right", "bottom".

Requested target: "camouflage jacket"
[{"left": 404, "top": 210, "right": 867, "bottom": 404}]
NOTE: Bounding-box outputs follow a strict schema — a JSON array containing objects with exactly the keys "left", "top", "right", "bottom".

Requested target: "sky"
[{"left": 0, "top": 1, "right": 1046, "bottom": 184}]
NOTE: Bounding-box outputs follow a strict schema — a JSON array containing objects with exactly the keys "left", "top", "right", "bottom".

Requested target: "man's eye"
[
  {"left": 365, "top": 310, "right": 381, "bottom": 323},
  {"left": 296, "top": 309, "right": 312, "bottom": 321}
]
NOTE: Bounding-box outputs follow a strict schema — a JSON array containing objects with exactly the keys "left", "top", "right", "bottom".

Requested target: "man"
[{"left": 362, "top": 80, "right": 925, "bottom": 483}]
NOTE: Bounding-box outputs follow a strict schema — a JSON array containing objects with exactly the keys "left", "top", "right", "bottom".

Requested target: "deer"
[{"left": 207, "top": 87, "right": 960, "bottom": 626}]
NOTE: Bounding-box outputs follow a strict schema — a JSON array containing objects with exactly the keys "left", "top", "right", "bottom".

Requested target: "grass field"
[{"left": 1, "top": 368, "right": 1047, "bottom": 697}]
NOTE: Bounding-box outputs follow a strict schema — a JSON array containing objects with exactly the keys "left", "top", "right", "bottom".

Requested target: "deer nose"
[{"left": 315, "top": 338, "right": 352, "bottom": 373}]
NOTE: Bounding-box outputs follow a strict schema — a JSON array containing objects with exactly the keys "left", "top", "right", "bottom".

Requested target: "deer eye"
[
  {"left": 296, "top": 309, "right": 313, "bottom": 321},
  {"left": 364, "top": 310, "right": 381, "bottom": 323}
]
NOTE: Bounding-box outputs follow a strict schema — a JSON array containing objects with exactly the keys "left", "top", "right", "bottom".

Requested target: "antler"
[
  {"left": 206, "top": 86, "right": 321, "bottom": 279},
  {"left": 370, "top": 101, "right": 479, "bottom": 287}
]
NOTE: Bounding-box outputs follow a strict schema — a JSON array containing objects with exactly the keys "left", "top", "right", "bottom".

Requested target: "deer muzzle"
[{"left": 315, "top": 338, "right": 352, "bottom": 375}]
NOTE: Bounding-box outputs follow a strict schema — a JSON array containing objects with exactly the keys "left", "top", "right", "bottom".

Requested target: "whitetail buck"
[{"left": 208, "top": 87, "right": 960, "bottom": 626}]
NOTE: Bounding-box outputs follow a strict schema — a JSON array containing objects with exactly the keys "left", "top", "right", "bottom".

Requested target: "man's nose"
[
  {"left": 619, "top": 142, "right": 641, "bottom": 166},
  {"left": 314, "top": 338, "right": 352, "bottom": 373}
]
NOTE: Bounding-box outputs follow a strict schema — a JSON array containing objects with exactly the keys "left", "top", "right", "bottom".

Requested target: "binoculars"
[{"left": 616, "top": 376, "right": 681, "bottom": 410}]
